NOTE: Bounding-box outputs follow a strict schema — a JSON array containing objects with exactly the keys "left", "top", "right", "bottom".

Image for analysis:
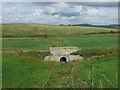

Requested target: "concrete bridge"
[{"left": 44, "top": 47, "right": 83, "bottom": 62}]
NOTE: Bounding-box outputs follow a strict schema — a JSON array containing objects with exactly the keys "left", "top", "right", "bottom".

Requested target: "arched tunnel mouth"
[{"left": 60, "top": 57, "right": 67, "bottom": 63}]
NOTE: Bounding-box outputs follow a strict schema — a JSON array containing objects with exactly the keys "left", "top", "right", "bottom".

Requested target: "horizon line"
[{"left": 0, "top": 22, "right": 118, "bottom": 25}]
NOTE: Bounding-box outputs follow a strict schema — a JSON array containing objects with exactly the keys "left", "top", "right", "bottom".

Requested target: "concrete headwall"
[
  {"left": 44, "top": 47, "right": 83, "bottom": 62},
  {"left": 44, "top": 55, "right": 83, "bottom": 62}
]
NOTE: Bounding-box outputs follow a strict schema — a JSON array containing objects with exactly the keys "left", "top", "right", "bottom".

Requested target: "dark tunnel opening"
[{"left": 60, "top": 57, "right": 67, "bottom": 63}]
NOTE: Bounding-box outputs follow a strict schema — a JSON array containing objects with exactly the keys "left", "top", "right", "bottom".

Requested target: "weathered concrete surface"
[{"left": 44, "top": 47, "right": 83, "bottom": 62}]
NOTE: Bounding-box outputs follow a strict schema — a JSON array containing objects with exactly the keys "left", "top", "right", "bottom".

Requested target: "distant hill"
[
  {"left": 73, "top": 24, "right": 93, "bottom": 26},
  {"left": 1, "top": 23, "right": 118, "bottom": 37},
  {"left": 72, "top": 24, "right": 120, "bottom": 29},
  {"left": 73, "top": 24, "right": 93, "bottom": 27}
]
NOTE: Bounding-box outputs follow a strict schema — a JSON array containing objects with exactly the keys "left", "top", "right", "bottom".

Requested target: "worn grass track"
[
  {"left": 44, "top": 56, "right": 118, "bottom": 88},
  {"left": 44, "top": 62, "right": 82, "bottom": 88}
]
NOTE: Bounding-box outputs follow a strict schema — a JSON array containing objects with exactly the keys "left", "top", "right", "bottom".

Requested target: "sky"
[{"left": 1, "top": 1, "right": 119, "bottom": 25}]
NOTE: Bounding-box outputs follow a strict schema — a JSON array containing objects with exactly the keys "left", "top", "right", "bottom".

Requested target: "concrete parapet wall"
[{"left": 50, "top": 47, "right": 81, "bottom": 55}]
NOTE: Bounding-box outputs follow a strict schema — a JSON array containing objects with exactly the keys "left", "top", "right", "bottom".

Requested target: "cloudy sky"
[{"left": 1, "top": 2, "right": 119, "bottom": 25}]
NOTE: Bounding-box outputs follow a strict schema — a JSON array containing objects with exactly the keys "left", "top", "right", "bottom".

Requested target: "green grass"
[
  {"left": 1, "top": 23, "right": 117, "bottom": 37},
  {"left": 58, "top": 35, "right": 118, "bottom": 48},
  {"left": 0, "top": 55, "right": 2, "bottom": 89},
  {"left": 71, "top": 47, "right": 118, "bottom": 58},
  {"left": 44, "top": 56, "right": 118, "bottom": 88},
  {"left": 2, "top": 35, "right": 118, "bottom": 50},
  {"left": 18, "top": 51, "right": 51, "bottom": 60},
  {"left": 2, "top": 54, "right": 118, "bottom": 88},
  {"left": 2, "top": 55, "right": 55, "bottom": 88},
  {"left": 2, "top": 23, "right": 118, "bottom": 50},
  {"left": 2, "top": 38, "right": 54, "bottom": 50},
  {"left": 77, "top": 56, "right": 118, "bottom": 88}
]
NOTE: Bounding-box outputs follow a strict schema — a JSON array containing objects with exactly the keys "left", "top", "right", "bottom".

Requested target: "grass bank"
[{"left": 2, "top": 55, "right": 55, "bottom": 88}]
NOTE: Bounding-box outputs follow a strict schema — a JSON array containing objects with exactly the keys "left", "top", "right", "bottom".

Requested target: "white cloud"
[
  {"left": 87, "top": 8, "right": 98, "bottom": 15},
  {"left": 74, "top": 5, "right": 85, "bottom": 12},
  {"left": 11, "top": 6, "right": 16, "bottom": 9},
  {"left": 2, "top": 2, "right": 118, "bottom": 25},
  {"left": 52, "top": 2, "right": 69, "bottom": 9},
  {"left": 33, "top": 9, "right": 43, "bottom": 16}
]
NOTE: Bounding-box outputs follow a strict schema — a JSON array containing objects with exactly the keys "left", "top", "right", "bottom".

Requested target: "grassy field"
[
  {"left": 2, "top": 23, "right": 118, "bottom": 50},
  {"left": 2, "top": 35, "right": 118, "bottom": 50},
  {"left": 1, "top": 23, "right": 118, "bottom": 88},
  {"left": 58, "top": 35, "right": 118, "bottom": 48},
  {"left": 78, "top": 56, "right": 118, "bottom": 88},
  {"left": 2, "top": 38, "right": 54, "bottom": 50},
  {"left": 2, "top": 54, "right": 118, "bottom": 88},
  {"left": 71, "top": 47, "right": 118, "bottom": 58},
  {"left": 1, "top": 23, "right": 118, "bottom": 37},
  {"left": 77, "top": 56, "right": 118, "bottom": 88},
  {"left": 2, "top": 55, "right": 55, "bottom": 88}
]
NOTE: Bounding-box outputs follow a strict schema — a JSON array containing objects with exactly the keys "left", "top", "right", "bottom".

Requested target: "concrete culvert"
[
  {"left": 60, "top": 57, "right": 67, "bottom": 63},
  {"left": 44, "top": 47, "right": 83, "bottom": 62}
]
